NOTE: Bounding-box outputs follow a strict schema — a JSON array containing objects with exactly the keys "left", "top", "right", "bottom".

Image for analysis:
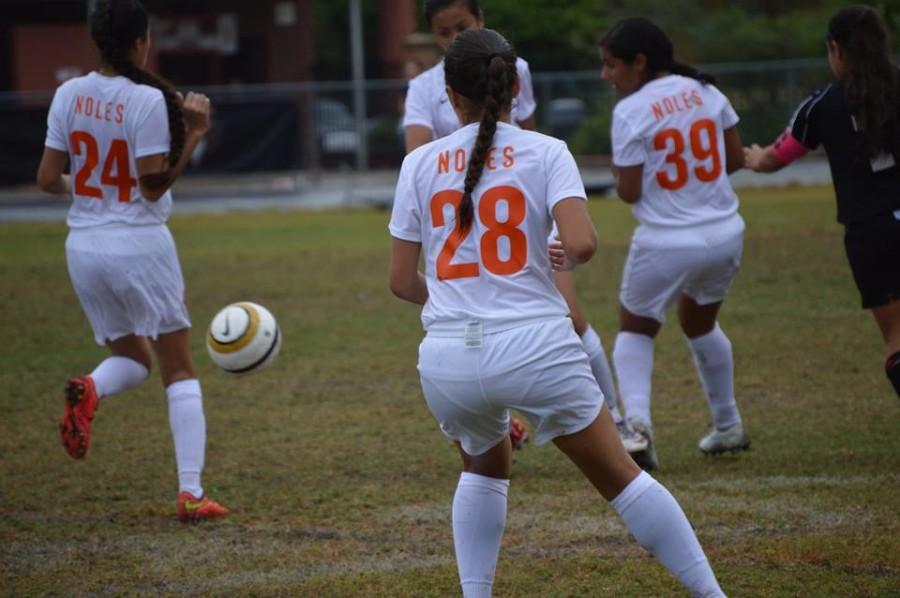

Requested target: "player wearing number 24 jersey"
[
  {"left": 601, "top": 18, "right": 750, "bottom": 471},
  {"left": 36, "top": 0, "right": 227, "bottom": 522},
  {"left": 389, "top": 28, "right": 726, "bottom": 598}
]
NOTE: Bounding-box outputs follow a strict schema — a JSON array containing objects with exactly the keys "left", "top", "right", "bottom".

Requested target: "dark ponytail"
[
  {"left": 828, "top": 5, "right": 900, "bottom": 160},
  {"left": 90, "top": 0, "right": 185, "bottom": 188},
  {"left": 600, "top": 17, "right": 716, "bottom": 85},
  {"left": 423, "top": 0, "right": 481, "bottom": 27},
  {"left": 444, "top": 28, "right": 516, "bottom": 233}
]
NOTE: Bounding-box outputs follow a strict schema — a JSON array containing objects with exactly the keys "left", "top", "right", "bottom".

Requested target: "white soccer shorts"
[
  {"left": 418, "top": 317, "right": 603, "bottom": 456},
  {"left": 65, "top": 223, "right": 191, "bottom": 345},
  {"left": 619, "top": 214, "right": 745, "bottom": 323}
]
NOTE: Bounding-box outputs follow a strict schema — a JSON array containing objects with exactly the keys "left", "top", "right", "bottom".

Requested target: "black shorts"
[{"left": 843, "top": 211, "right": 900, "bottom": 309}]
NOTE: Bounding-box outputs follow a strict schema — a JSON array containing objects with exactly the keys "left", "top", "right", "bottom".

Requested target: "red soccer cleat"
[
  {"left": 177, "top": 492, "right": 230, "bottom": 522},
  {"left": 59, "top": 375, "right": 99, "bottom": 460},
  {"left": 509, "top": 416, "right": 530, "bottom": 450}
]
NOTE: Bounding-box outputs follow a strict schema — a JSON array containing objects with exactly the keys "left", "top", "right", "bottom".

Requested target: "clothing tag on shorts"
[
  {"left": 464, "top": 320, "right": 483, "bottom": 349},
  {"left": 871, "top": 152, "right": 896, "bottom": 173}
]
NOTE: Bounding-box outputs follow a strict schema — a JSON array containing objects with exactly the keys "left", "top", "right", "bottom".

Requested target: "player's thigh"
[
  {"left": 681, "top": 231, "right": 742, "bottom": 314},
  {"left": 620, "top": 240, "right": 699, "bottom": 323},
  {"left": 418, "top": 335, "right": 509, "bottom": 457},
  {"left": 487, "top": 318, "right": 603, "bottom": 448}
]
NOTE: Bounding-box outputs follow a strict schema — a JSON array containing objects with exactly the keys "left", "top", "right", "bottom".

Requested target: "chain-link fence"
[{"left": 0, "top": 57, "right": 833, "bottom": 186}]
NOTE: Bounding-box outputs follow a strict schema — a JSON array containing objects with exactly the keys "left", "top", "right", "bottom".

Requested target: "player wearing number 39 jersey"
[
  {"left": 36, "top": 0, "right": 227, "bottom": 522},
  {"left": 601, "top": 18, "right": 750, "bottom": 471},
  {"left": 389, "top": 28, "right": 725, "bottom": 598}
]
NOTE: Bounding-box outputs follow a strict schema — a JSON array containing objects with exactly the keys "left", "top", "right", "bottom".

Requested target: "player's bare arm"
[
  {"left": 723, "top": 126, "right": 745, "bottom": 173},
  {"left": 550, "top": 197, "right": 598, "bottom": 271},
  {"left": 404, "top": 124, "right": 434, "bottom": 153},
  {"left": 615, "top": 164, "right": 643, "bottom": 203},
  {"left": 744, "top": 143, "right": 786, "bottom": 173},
  {"left": 389, "top": 238, "right": 428, "bottom": 305},
  {"left": 36, "top": 147, "right": 71, "bottom": 195}
]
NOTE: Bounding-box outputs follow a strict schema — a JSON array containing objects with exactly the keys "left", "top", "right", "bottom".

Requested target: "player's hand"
[
  {"left": 182, "top": 91, "right": 212, "bottom": 135},
  {"left": 743, "top": 144, "right": 765, "bottom": 171},
  {"left": 549, "top": 241, "right": 577, "bottom": 272}
]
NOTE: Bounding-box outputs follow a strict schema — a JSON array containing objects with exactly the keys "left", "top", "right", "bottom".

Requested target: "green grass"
[{"left": 1, "top": 186, "right": 899, "bottom": 596}]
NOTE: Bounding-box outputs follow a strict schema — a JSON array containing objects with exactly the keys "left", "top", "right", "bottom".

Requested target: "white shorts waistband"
[{"left": 425, "top": 316, "right": 564, "bottom": 338}]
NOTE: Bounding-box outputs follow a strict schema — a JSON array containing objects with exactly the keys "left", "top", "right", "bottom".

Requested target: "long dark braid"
[
  {"left": 828, "top": 5, "right": 900, "bottom": 160},
  {"left": 600, "top": 18, "right": 716, "bottom": 86},
  {"left": 445, "top": 28, "right": 517, "bottom": 233},
  {"left": 90, "top": 0, "right": 184, "bottom": 188}
]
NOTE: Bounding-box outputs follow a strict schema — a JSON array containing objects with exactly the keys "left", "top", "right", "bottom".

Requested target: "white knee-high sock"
[
  {"left": 612, "top": 471, "right": 724, "bottom": 597},
  {"left": 90, "top": 356, "right": 149, "bottom": 399},
  {"left": 452, "top": 472, "right": 509, "bottom": 598},
  {"left": 613, "top": 332, "right": 655, "bottom": 426},
  {"left": 166, "top": 379, "right": 205, "bottom": 497},
  {"left": 581, "top": 326, "right": 622, "bottom": 422},
  {"left": 687, "top": 324, "right": 741, "bottom": 430}
]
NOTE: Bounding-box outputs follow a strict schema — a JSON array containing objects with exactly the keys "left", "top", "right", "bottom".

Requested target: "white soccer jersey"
[
  {"left": 45, "top": 72, "right": 173, "bottom": 228},
  {"left": 389, "top": 122, "right": 585, "bottom": 330},
  {"left": 403, "top": 57, "right": 537, "bottom": 139},
  {"left": 611, "top": 75, "right": 740, "bottom": 228}
]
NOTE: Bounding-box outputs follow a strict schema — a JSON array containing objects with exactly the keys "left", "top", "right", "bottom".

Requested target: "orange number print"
[
  {"left": 101, "top": 139, "right": 137, "bottom": 202},
  {"left": 479, "top": 186, "right": 527, "bottom": 276},
  {"left": 70, "top": 131, "right": 103, "bottom": 199},
  {"left": 429, "top": 185, "right": 529, "bottom": 281},
  {"left": 70, "top": 131, "right": 136, "bottom": 203},
  {"left": 689, "top": 119, "right": 722, "bottom": 182},
  {"left": 653, "top": 119, "right": 722, "bottom": 191},
  {"left": 431, "top": 189, "right": 479, "bottom": 281}
]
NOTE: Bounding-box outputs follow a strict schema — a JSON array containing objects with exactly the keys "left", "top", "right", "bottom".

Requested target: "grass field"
[{"left": 2, "top": 186, "right": 899, "bottom": 597}]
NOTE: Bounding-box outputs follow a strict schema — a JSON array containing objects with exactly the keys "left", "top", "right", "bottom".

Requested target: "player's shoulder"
[
  {"left": 53, "top": 73, "right": 93, "bottom": 98},
  {"left": 409, "top": 60, "right": 445, "bottom": 91},
  {"left": 514, "top": 56, "right": 531, "bottom": 76}
]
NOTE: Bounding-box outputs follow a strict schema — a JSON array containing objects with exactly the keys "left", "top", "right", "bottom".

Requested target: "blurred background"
[{"left": 0, "top": 0, "right": 897, "bottom": 188}]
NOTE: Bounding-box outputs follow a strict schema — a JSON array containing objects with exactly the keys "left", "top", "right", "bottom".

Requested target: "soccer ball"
[{"left": 206, "top": 302, "right": 281, "bottom": 374}]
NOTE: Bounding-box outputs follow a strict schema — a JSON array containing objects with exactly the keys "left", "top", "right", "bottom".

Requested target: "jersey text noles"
[
  {"left": 651, "top": 89, "right": 704, "bottom": 121},
  {"left": 74, "top": 95, "right": 125, "bottom": 124},
  {"left": 438, "top": 146, "right": 515, "bottom": 174}
]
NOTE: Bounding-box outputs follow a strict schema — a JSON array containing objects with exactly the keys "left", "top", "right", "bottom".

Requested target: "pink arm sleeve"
[{"left": 771, "top": 128, "right": 809, "bottom": 165}]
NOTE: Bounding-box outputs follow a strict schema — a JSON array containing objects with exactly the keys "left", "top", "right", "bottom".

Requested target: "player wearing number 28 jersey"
[
  {"left": 37, "top": 0, "right": 227, "bottom": 521},
  {"left": 389, "top": 28, "right": 725, "bottom": 598},
  {"left": 601, "top": 18, "right": 750, "bottom": 471}
]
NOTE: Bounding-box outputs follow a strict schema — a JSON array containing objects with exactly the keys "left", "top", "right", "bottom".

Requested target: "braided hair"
[
  {"left": 600, "top": 17, "right": 716, "bottom": 86},
  {"left": 444, "top": 28, "right": 517, "bottom": 233},
  {"left": 828, "top": 5, "right": 900, "bottom": 160},
  {"left": 89, "top": 0, "right": 184, "bottom": 188}
]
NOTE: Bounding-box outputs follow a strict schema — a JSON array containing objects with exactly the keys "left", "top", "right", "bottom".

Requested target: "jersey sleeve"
[
  {"left": 610, "top": 107, "right": 646, "bottom": 167},
  {"left": 514, "top": 59, "right": 537, "bottom": 122},
  {"left": 389, "top": 155, "right": 423, "bottom": 242},
  {"left": 720, "top": 92, "right": 740, "bottom": 129},
  {"left": 134, "top": 92, "right": 171, "bottom": 158},
  {"left": 402, "top": 75, "right": 434, "bottom": 132},
  {"left": 787, "top": 88, "right": 827, "bottom": 150},
  {"left": 545, "top": 141, "right": 587, "bottom": 211},
  {"left": 45, "top": 87, "right": 68, "bottom": 152}
]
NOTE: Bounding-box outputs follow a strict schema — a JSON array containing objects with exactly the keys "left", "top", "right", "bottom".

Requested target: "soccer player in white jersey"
[
  {"left": 600, "top": 18, "right": 750, "bottom": 471},
  {"left": 403, "top": 0, "right": 640, "bottom": 453},
  {"left": 390, "top": 28, "right": 726, "bottom": 598},
  {"left": 36, "top": 0, "right": 227, "bottom": 522}
]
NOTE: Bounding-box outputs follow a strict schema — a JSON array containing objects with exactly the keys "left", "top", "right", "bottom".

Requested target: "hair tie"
[{"left": 486, "top": 53, "right": 501, "bottom": 64}]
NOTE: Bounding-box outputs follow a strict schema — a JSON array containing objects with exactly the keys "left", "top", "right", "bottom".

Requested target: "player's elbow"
[
  {"left": 36, "top": 169, "right": 58, "bottom": 193},
  {"left": 566, "top": 231, "right": 598, "bottom": 265},
  {"left": 618, "top": 186, "right": 641, "bottom": 204},
  {"left": 389, "top": 272, "right": 414, "bottom": 301}
]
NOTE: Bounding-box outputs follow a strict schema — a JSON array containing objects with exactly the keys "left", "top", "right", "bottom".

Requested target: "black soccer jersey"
[{"left": 789, "top": 82, "right": 900, "bottom": 225}]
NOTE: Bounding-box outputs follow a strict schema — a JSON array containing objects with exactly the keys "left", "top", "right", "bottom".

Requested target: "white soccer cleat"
[
  {"left": 627, "top": 418, "right": 658, "bottom": 471},
  {"left": 698, "top": 423, "right": 751, "bottom": 455},
  {"left": 616, "top": 420, "right": 649, "bottom": 454}
]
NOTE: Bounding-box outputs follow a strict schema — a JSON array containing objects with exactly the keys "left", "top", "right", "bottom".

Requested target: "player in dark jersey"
[{"left": 744, "top": 5, "right": 900, "bottom": 398}]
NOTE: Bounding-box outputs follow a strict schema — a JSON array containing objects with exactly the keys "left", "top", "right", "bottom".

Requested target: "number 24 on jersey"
[{"left": 70, "top": 130, "right": 137, "bottom": 202}]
